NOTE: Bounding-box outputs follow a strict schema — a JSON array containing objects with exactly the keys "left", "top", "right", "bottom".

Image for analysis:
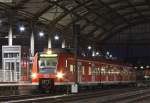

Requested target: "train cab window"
[
  {"left": 40, "top": 60, "right": 45, "bottom": 66},
  {"left": 47, "top": 60, "right": 51, "bottom": 66},
  {"left": 39, "top": 57, "right": 57, "bottom": 73},
  {"left": 70, "top": 65, "right": 74, "bottom": 73}
]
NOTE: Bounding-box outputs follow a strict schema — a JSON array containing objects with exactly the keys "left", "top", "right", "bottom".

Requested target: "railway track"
[{"left": 0, "top": 87, "right": 149, "bottom": 103}]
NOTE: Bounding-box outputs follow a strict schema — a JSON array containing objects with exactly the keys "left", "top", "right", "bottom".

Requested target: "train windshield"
[{"left": 39, "top": 57, "right": 57, "bottom": 73}]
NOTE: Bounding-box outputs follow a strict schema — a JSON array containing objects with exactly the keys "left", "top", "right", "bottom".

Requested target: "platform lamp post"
[
  {"left": 73, "top": 24, "right": 80, "bottom": 93},
  {"left": 29, "top": 20, "right": 36, "bottom": 81}
]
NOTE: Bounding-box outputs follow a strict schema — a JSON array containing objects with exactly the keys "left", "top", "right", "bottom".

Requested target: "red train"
[{"left": 32, "top": 49, "right": 136, "bottom": 89}]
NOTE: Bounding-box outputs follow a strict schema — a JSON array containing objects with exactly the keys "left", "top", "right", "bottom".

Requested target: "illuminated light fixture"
[
  {"left": 96, "top": 52, "right": 99, "bottom": 55},
  {"left": 88, "top": 46, "right": 92, "bottom": 50},
  {"left": 92, "top": 51, "right": 95, "bottom": 57},
  {"left": 106, "top": 51, "right": 110, "bottom": 55},
  {"left": 101, "top": 68, "right": 105, "bottom": 71},
  {"left": 144, "top": 75, "right": 149, "bottom": 79},
  {"left": 40, "top": 54, "right": 57, "bottom": 57},
  {"left": 54, "top": 35, "right": 59, "bottom": 40},
  {"left": 47, "top": 50, "right": 52, "bottom": 54},
  {"left": 56, "top": 72, "right": 64, "bottom": 79},
  {"left": 109, "top": 54, "right": 112, "bottom": 58},
  {"left": 19, "top": 25, "right": 25, "bottom": 32},
  {"left": 39, "top": 31, "right": 44, "bottom": 37},
  {"left": 140, "top": 66, "right": 144, "bottom": 69},
  {"left": 146, "top": 65, "right": 150, "bottom": 68},
  {"left": 32, "top": 73, "right": 37, "bottom": 79},
  {"left": 134, "top": 66, "right": 138, "bottom": 69}
]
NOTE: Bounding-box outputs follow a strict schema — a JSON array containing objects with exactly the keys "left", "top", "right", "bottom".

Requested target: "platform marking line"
[{"left": 2, "top": 94, "right": 73, "bottom": 103}]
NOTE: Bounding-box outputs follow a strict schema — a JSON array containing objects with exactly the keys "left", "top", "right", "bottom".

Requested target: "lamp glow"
[
  {"left": 88, "top": 46, "right": 92, "bottom": 50},
  {"left": 32, "top": 73, "right": 37, "bottom": 79},
  {"left": 54, "top": 35, "right": 59, "bottom": 40},
  {"left": 56, "top": 72, "right": 64, "bottom": 79},
  {"left": 39, "top": 31, "right": 44, "bottom": 37},
  {"left": 47, "top": 50, "right": 52, "bottom": 54},
  {"left": 96, "top": 52, "right": 99, "bottom": 55},
  {"left": 19, "top": 25, "right": 25, "bottom": 32}
]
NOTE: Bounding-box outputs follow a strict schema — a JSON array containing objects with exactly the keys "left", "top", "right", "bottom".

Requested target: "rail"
[{"left": 1, "top": 87, "right": 149, "bottom": 103}]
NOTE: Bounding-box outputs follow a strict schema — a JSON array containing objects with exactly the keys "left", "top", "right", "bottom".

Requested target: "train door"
[
  {"left": 39, "top": 78, "right": 54, "bottom": 93},
  {"left": 91, "top": 63, "right": 95, "bottom": 82},
  {"left": 77, "top": 62, "right": 82, "bottom": 83}
]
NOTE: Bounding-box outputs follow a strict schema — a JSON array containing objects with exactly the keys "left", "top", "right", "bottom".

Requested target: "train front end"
[{"left": 32, "top": 49, "right": 59, "bottom": 85}]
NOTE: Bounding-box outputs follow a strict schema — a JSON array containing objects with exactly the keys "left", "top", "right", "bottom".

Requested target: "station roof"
[{"left": 0, "top": 0, "right": 149, "bottom": 46}]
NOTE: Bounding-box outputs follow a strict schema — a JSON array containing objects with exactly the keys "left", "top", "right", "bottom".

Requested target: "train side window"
[
  {"left": 96, "top": 68, "right": 99, "bottom": 75},
  {"left": 101, "top": 66, "right": 106, "bottom": 75},
  {"left": 82, "top": 66, "right": 85, "bottom": 75},
  {"left": 98, "top": 68, "right": 101, "bottom": 75},
  {"left": 70, "top": 65, "right": 74, "bottom": 73},
  {"left": 89, "top": 67, "right": 91, "bottom": 75}
]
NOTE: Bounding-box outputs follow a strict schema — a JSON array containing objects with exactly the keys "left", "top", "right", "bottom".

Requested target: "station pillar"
[
  {"left": 62, "top": 40, "right": 65, "bottom": 48},
  {"left": 30, "top": 31, "right": 34, "bottom": 57},
  {"left": 72, "top": 24, "right": 80, "bottom": 93},
  {"left": 8, "top": 23, "right": 13, "bottom": 46},
  {"left": 1, "top": 11, "right": 21, "bottom": 82},
  {"left": 48, "top": 37, "right": 52, "bottom": 49},
  {"left": 92, "top": 51, "right": 95, "bottom": 57}
]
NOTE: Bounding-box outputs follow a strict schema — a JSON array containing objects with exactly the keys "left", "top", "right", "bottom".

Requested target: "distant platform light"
[
  {"left": 140, "top": 66, "right": 144, "bottom": 69},
  {"left": 106, "top": 51, "right": 110, "bottom": 55},
  {"left": 54, "top": 35, "right": 59, "bottom": 40},
  {"left": 88, "top": 46, "right": 92, "bottom": 50},
  {"left": 82, "top": 52, "right": 86, "bottom": 57},
  {"left": 134, "top": 66, "right": 138, "bottom": 69},
  {"left": 96, "top": 52, "right": 99, "bottom": 55},
  {"left": 146, "top": 65, "right": 150, "bottom": 68},
  {"left": 19, "top": 25, "right": 25, "bottom": 32},
  {"left": 92, "top": 51, "right": 95, "bottom": 57},
  {"left": 109, "top": 54, "right": 112, "bottom": 58},
  {"left": 39, "top": 31, "right": 44, "bottom": 37}
]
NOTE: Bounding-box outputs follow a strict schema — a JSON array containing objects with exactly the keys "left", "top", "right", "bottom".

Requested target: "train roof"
[{"left": 41, "top": 48, "right": 133, "bottom": 67}]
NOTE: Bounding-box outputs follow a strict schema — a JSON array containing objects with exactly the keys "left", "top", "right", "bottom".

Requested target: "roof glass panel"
[
  {"left": 58, "top": 0, "right": 78, "bottom": 10},
  {"left": 82, "top": 25, "right": 96, "bottom": 34},
  {"left": 58, "top": 14, "right": 72, "bottom": 26},
  {"left": 86, "top": 13, "right": 97, "bottom": 22},
  {"left": 74, "top": 7, "right": 88, "bottom": 16},
  {"left": 41, "top": 6, "right": 64, "bottom": 21},
  {"left": 93, "top": 28, "right": 104, "bottom": 38}
]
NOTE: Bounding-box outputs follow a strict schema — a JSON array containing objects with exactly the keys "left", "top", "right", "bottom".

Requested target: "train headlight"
[
  {"left": 56, "top": 72, "right": 64, "bottom": 79},
  {"left": 32, "top": 73, "right": 37, "bottom": 79}
]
